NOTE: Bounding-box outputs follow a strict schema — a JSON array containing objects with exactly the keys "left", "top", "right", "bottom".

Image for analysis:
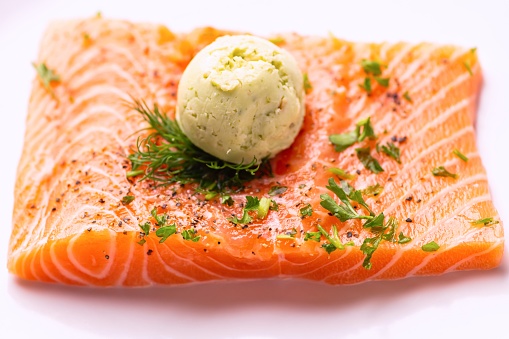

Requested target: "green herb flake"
[
  {"left": 155, "top": 224, "right": 177, "bottom": 243},
  {"left": 244, "top": 196, "right": 261, "bottom": 210},
  {"left": 303, "top": 73, "right": 312, "bottom": 93},
  {"left": 374, "top": 77, "right": 390, "bottom": 87},
  {"left": 318, "top": 225, "right": 345, "bottom": 253},
  {"left": 268, "top": 185, "right": 288, "bottom": 196},
  {"left": 422, "top": 241, "right": 440, "bottom": 252},
  {"left": 299, "top": 204, "right": 313, "bottom": 218},
  {"left": 470, "top": 217, "right": 499, "bottom": 227},
  {"left": 277, "top": 228, "right": 297, "bottom": 240},
  {"left": 403, "top": 91, "right": 412, "bottom": 102},
  {"left": 121, "top": 195, "right": 135, "bottom": 205},
  {"left": 359, "top": 77, "right": 372, "bottom": 93},
  {"left": 361, "top": 60, "right": 382, "bottom": 76},
  {"left": 397, "top": 232, "right": 412, "bottom": 244},
  {"left": 257, "top": 197, "right": 272, "bottom": 219},
  {"left": 269, "top": 199, "right": 279, "bottom": 211},
  {"left": 228, "top": 210, "right": 252, "bottom": 225},
  {"left": 360, "top": 235, "right": 382, "bottom": 269},
  {"left": 304, "top": 231, "right": 321, "bottom": 242},
  {"left": 220, "top": 195, "right": 234, "bottom": 206},
  {"left": 356, "top": 147, "right": 384, "bottom": 173},
  {"left": 182, "top": 229, "right": 200, "bottom": 242},
  {"left": 464, "top": 61, "right": 473, "bottom": 76},
  {"left": 329, "top": 130, "right": 359, "bottom": 152},
  {"left": 328, "top": 167, "right": 355, "bottom": 180},
  {"left": 356, "top": 116, "right": 377, "bottom": 141},
  {"left": 139, "top": 222, "right": 151, "bottom": 236},
  {"left": 151, "top": 208, "right": 168, "bottom": 226},
  {"left": 432, "top": 166, "right": 458, "bottom": 179},
  {"left": 361, "top": 184, "right": 384, "bottom": 197},
  {"left": 378, "top": 142, "right": 401, "bottom": 163},
  {"left": 137, "top": 239, "right": 146, "bottom": 246},
  {"left": 33, "top": 62, "right": 60, "bottom": 93},
  {"left": 453, "top": 149, "right": 469, "bottom": 162}
]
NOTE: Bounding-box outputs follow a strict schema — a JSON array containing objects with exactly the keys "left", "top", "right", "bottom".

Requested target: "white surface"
[{"left": 0, "top": 1, "right": 508, "bottom": 338}]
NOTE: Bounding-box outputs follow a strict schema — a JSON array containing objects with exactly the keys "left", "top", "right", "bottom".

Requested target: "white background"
[{"left": 0, "top": 1, "right": 508, "bottom": 338}]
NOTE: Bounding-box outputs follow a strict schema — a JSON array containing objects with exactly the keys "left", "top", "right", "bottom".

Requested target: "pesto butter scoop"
[{"left": 176, "top": 35, "right": 305, "bottom": 164}]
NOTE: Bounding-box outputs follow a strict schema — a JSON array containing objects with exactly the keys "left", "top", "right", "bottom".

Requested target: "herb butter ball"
[{"left": 176, "top": 35, "right": 305, "bottom": 164}]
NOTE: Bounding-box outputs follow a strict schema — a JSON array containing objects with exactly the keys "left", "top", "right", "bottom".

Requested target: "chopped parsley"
[
  {"left": 470, "top": 217, "right": 499, "bottom": 227},
  {"left": 361, "top": 184, "right": 384, "bottom": 197},
  {"left": 360, "top": 60, "right": 390, "bottom": 93},
  {"left": 139, "top": 222, "right": 150, "bottom": 236},
  {"left": 464, "top": 61, "right": 473, "bottom": 76},
  {"left": 432, "top": 166, "right": 458, "bottom": 179},
  {"left": 398, "top": 232, "right": 412, "bottom": 244},
  {"left": 356, "top": 147, "right": 384, "bottom": 173},
  {"left": 374, "top": 77, "right": 390, "bottom": 87},
  {"left": 319, "top": 178, "right": 411, "bottom": 268},
  {"left": 228, "top": 210, "right": 252, "bottom": 225},
  {"left": 181, "top": 229, "right": 200, "bottom": 242},
  {"left": 403, "top": 91, "right": 412, "bottom": 102},
  {"left": 304, "top": 231, "right": 321, "bottom": 242},
  {"left": 268, "top": 185, "right": 288, "bottom": 196},
  {"left": 33, "top": 62, "right": 60, "bottom": 94},
  {"left": 318, "top": 225, "right": 345, "bottom": 253},
  {"left": 377, "top": 142, "right": 401, "bottom": 163},
  {"left": 329, "top": 116, "right": 376, "bottom": 152},
  {"left": 328, "top": 167, "right": 355, "bottom": 180},
  {"left": 452, "top": 149, "right": 468, "bottom": 162},
  {"left": 303, "top": 73, "right": 312, "bottom": 93},
  {"left": 421, "top": 241, "right": 440, "bottom": 252},
  {"left": 359, "top": 77, "right": 372, "bottom": 93},
  {"left": 220, "top": 195, "right": 234, "bottom": 206},
  {"left": 228, "top": 196, "right": 276, "bottom": 225},
  {"left": 155, "top": 225, "right": 177, "bottom": 243},
  {"left": 361, "top": 60, "right": 382, "bottom": 76},
  {"left": 277, "top": 228, "right": 297, "bottom": 240},
  {"left": 121, "top": 195, "right": 135, "bottom": 205},
  {"left": 299, "top": 204, "right": 313, "bottom": 218}
]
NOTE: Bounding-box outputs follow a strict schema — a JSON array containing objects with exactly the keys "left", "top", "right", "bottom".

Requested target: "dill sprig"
[{"left": 127, "top": 100, "right": 272, "bottom": 192}]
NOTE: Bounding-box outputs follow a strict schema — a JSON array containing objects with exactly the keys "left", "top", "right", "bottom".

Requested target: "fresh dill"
[{"left": 127, "top": 100, "right": 272, "bottom": 193}]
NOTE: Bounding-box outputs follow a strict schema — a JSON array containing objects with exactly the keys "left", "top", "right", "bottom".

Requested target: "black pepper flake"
[
  {"left": 87, "top": 227, "right": 92, "bottom": 232},
  {"left": 162, "top": 204, "right": 167, "bottom": 209},
  {"left": 391, "top": 135, "right": 398, "bottom": 142},
  {"left": 176, "top": 202, "right": 181, "bottom": 207},
  {"left": 75, "top": 180, "right": 81, "bottom": 185},
  {"left": 203, "top": 249, "right": 207, "bottom": 252},
  {"left": 105, "top": 255, "right": 110, "bottom": 260},
  {"left": 217, "top": 241, "right": 221, "bottom": 245},
  {"left": 405, "top": 196, "right": 413, "bottom": 201},
  {"left": 347, "top": 231, "right": 353, "bottom": 238},
  {"left": 56, "top": 198, "right": 61, "bottom": 203},
  {"left": 118, "top": 221, "right": 123, "bottom": 227},
  {"left": 398, "top": 136, "right": 407, "bottom": 143},
  {"left": 147, "top": 249, "right": 153, "bottom": 255},
  {"left": 406, "top": 218, "right": 413, "bottom": 222},
  {"left": 92, "top": 220, "right": 97, "bottom": 223},
  {"left": 252, "top": 251, "right": 256, "bottom": 255},
  {"left": 416, "top": 199, "right": 422, "bottom": 203},
  {"left": 356, "top": 169, "right": 361, "bottom": 175},
  {"left": 387, "top": 177, "right": 393, "bottom": 182},
  {"left": 99, "top": 198, "right": 105, "bottom": 203},
  {"left": 51, "top": 207, "right": 56, "bottom": 212}
]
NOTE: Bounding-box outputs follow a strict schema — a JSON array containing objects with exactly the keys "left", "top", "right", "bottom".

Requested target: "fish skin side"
[{"left": 7, "top": 18, "right": 503, "bottom": 286}]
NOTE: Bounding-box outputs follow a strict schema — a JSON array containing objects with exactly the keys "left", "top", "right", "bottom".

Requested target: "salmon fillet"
[{"left": 8, "top": 17, "right": 503, "bottom": 286}]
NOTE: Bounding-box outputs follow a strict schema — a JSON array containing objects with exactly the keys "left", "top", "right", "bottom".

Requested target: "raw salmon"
[{"left": 8, "top": 17, "right": 503, "bottom": 286}]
